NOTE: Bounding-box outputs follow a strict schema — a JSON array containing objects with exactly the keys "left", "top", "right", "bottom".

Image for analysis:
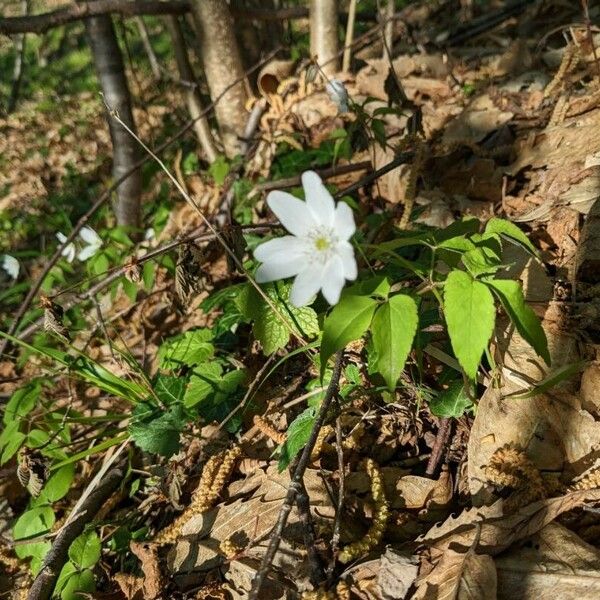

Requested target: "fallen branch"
[
  {"left": 248, "top": 351, "right": 344, "bottom": 600},
  {"left": 27, "top": 465, "right": 124, "bottom": 600},
  {"left": 0, "top": 0, "right": 189, "bottom": 35}
]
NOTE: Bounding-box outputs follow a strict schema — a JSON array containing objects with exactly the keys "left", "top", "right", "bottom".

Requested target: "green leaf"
[
  {"left": 13, "top": 506, "right": 54, "bottom": 561},
  {"left": 238, "top": 283, "right": 319, "bottom": 355},
  {"left": 209, "top": 155, "right": 230, "bottom": 185},
  {"left": 4, "top": 382, "right": 40, "bottom": 424},
  {"left": 278, "top": 407, "right": 316, "bottom": 471},
  {"left": 430, "top": 381, "right": 474, "bottom": 417},
  {"left": 321, "top": 295, "right": 378, "bottom": 377},
  {"left": 484, "top": 278, "right": 550, "bottom": 365},
  {"left": 508, "top": 361, "right": 586, "bottom": 399},
  {"left": 39, "top": 464, "right": 75, "bottom": 503},
  {"left": 153, "top": 375, "right": 187, "bottom": 406},
  {"left": 0, "top": 421, "right": 25, "bottom": 464},
  {"left": 183, "top": 363, "right": 223, "bottom": 408},
  {"left": 158, "top": 329, "right": 214, "bottom": 369},
  {"left": 485, "top": 217, "right": 539, "bottom": 256},
  {"left": 370, "top": 295, "right": 418, "bottom": 389},
  {"left": 129, "top": 403, "right": 185, "bottom": 457},
  {"left": 60, "top": 568, "right": 95, "bottom": 600},
  {"left": 69, "top": 531, "right": 101, "bottom": 569},
  {"left": 55, "top": 562, "right": 77, "bottom": 596},
  {"left": 444, "top": 270, "right": 495, "bottom": 379}
]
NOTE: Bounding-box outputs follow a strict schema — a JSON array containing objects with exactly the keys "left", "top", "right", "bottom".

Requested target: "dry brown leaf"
[
  {"left": 341, "top": 549, "right": 419, "bottom": 600},
  {"left": 496, "top": 522, "right": 600, "bottom": 599},
  {"left": 442, "top": 95, "right": 513, "bottom": 147},
  {"left": 414, "top": 545, "right": 497, "bottom": 600},
  {"left": 395, "top": 469, "right": 452, "bottom": 510},
  {"left": 129, "top": 542, "right": 163, "bottom": 600},
  {"left": 420, "top": 488, "right": 600, "bottom": 556}
]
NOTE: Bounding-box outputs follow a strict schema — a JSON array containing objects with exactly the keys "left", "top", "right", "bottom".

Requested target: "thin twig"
[
  {"left": 295, "top": 478, "right": 326, "bottom": 587},
  {"left": 425, "top": 417, "right": 452, "bottom": 477},
  {"left": 327, "top": 412, "right": 345, "bottom": 580},
  {"left": 248, "top": 351, "right": 344, "bottom": 600},
  {"left": 27, "top": 465, "right": 124, "bottom": 600}
]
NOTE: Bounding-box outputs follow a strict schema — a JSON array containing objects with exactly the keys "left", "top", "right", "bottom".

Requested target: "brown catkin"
[
  {"left": 154, "top": 446, "right": 241, "bottom": 545},
  {"left": 219, "top": 537, "right": 244, "bottom": 559},
  {"left": 485, "top": 445, "right": 545, "bottom": 501},
  {"left": 253, "top": 415, "right": 287, "bottom": 445},
  {"left": 310, "top": 425, "right": 334, "bottom": 462},
  {"left": 338, "top": 459, "right": 389, "bottom": 563},
  {"left": 544, "top": 42, "right": 580, "bottom": 98}
]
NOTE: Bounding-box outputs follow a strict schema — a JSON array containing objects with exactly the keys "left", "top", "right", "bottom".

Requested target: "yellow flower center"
[{"left": 314, "top": 236, "right": 331, "bottom": 251}]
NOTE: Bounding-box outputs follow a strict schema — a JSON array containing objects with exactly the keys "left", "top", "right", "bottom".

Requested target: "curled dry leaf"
[{"left": 496, "top": 522, "right": 600, "bottom": 599}]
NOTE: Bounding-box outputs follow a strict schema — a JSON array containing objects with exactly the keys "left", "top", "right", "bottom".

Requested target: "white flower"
[
  {"left": 1, "top": 254, "right": 19, "bottom": 279},
  {"left": 56, "top": 232, "right": 76, "bottom": 263},
  {"left": 326, "top": 79, "right": 349, "bottom": 113},
  {"left": 254, "top": 171, "right": 357, "bottom": 307},
  {"left": 144, "top": 227, "right": 155, "bottom": 241},
  {"left": 77, "top": 226, "right": 102, "bottom": 261}
]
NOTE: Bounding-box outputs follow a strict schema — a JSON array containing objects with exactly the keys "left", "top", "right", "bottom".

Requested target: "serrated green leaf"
[
  {"left": 69, "top": 531, "right": 101, "bottom": 569},
  {"left": 183, "top": 363, "right": 223, "bottom": 408},
  {"left": 0, "top": 422, "right": 25, "bottom": 465},
  {"left": 278, "top": 407, "right": 316, "bottom": 471},
  {"left": 485, "top": 217, "right": 539, "bottom": 256},
  {"left": 444, "top": 270, "right": 495, "bottom": 379},
  {"left": 153, "top": 375, "right": 187, "bottom": 406},
  {"left": 39, "top": 464, "right": 75, "bottom": 503},
  {"left": 321, "top": 294, "right": 378, "bottom": 378},
  {"left": 129, "top": 403, "right": 185, "bottom": 457},
  {"left": 430, "top": 381, "right": 474, "bottom": 417},
  {"left": 370, "top": 294, "right": 418, "bottom": 390},
  {"left": 158, "top": 329, "right": 214, "bottom": 369},
  {"left": 484, "top": 278, "right": 550, "bottom": 365},
  {"left": 239, "top": 283, "right": 319, "bottom": 355},
  {"left": 55, "top": 562, "right": 77, "bottom": 596}
]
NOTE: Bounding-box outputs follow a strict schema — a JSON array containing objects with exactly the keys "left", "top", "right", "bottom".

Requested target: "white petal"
[
  {"left": 56, "top": 232, "right": 68, "bottom": 244},
  {"left": 144, "top": 228, "right": 155, "bottom": 240},
  {"left": 290, "top": 268, "right": 323, "bottom": 307},
  {"left": 2, "top": 255, "right": 19, "bottom": 279},
  {"left": 267, "top": 191, "right": 316, "bottom": 236},
  {"left": 321, "top": 255, "right": 345, "bottom": 305},
  {"left": 302, "top": 171, "right": 335, "bottom": 226},
  {"left": 254, "top": 237, "right": 307, "bottom": 282},
  {"left": 334, "top": 201, "right": 356, "bottom": 239},
  {"left": 337, "top": 241, "right": 357, "bottom": 280},
  {"left": 77, "top": 245, "right": 98, "bottom": 262},
  {"left": 63, "top": 245, "right": 75, "bottom": 263},
  {"left": 79, "top": 226, "right": 102, "bottom": 245}
]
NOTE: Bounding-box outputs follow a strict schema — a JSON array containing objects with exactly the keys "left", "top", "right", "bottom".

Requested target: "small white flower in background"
[
  {"left": 1, "top": 254, "right": 19, "bottom": 279},
  {"left": 56, "top": 232, "right": 76, "bottom": 263},
  {"left": 77, "top": 226, "right": 102, "bottom": 261},
  {"left": 326, "top": 79, "right": 349, "bottom": 113},
  {"left": 144, "top": 227, "right": 155, "bottom": 241},
  {"left": 254, "top": 170, "right": 357, "bottom": 307}
]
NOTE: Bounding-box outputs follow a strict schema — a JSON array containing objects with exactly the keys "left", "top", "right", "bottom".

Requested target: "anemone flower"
[{"left": 254, "top": 171, "right": 357, "bottom": 307}]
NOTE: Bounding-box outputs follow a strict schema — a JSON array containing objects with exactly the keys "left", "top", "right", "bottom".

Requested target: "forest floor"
[{"left": 2, "top": 1, "right": 600, "bottom": 599}]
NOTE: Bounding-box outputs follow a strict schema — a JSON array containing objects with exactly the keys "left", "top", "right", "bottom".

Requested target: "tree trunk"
[
  {"left": 190, "top": 0, "right": 248, "bottom": 157},
  {"left": 165, "top": 15, "right": 219, "bottom": 163},
  {"left": 310, "top": 0, "right": 339, "bottom": 76},
  {"left": 134, "top": 16, "right": 162, "bottom": 81},
  {"left": 85, "top": 12, "right": 142, "bottom": 230},
  {"left": 7, "top": 0, "right": 30, "bottom": 113}
]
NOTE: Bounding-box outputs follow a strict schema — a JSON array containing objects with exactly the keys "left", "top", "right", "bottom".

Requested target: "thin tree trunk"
[
  {"left": 342, "top": 0, "right": 356, "bottom": 72},
  {"left": 7, "top": 0, "right": 30, "bottom": 113},
  {"left": 85, "top": 11, "right": 142, "bottom": 230},
  {"left": 134, "top": 15, "right": 162, "bottom": 80},
  {"left": 310, "top": 0, "right": 339, "bottom": 76},
  {"left": 190, "top": 0, "right": 248, "bottom": 157},
  {"left": 165, "top": 15, "right": 218, "bottom": 162},
  {"left": 383, "top": 0, "right": 394, "bottom": 58}
]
